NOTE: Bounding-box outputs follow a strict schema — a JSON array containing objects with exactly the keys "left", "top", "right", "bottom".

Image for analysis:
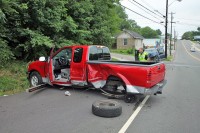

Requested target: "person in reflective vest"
[{"left": 138, "top": 48, "right": 148, "bottom": 61}]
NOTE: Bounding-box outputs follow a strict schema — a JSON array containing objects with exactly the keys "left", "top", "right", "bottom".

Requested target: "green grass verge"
[
  {"left": 111, "top": 58, "right": 120, "bottom": 61},
  {"left": 110, "top": 49, "right": 135, "bottom": 55},
  {"left": 0, "top": 61, "right": 29, "bottom": 96},
  {"left": 165, "top": 56, "right": 173, "bottom": 61}
]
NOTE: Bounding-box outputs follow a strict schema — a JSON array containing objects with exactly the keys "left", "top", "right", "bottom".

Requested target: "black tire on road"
[
  {"left": 92, "top": 100, "right": 122, "bottom": 118},
  {"left": 29, "top": 71, "right": 43, "bottom": 87}
]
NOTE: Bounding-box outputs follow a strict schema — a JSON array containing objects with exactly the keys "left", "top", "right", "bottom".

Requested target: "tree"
[
  {"left": 197, "top": 27, "right": 200, "bottom": 32},
  {"left": 156, "top": 29, "right": 162, "bottom": 36},
  {"left": 182, "top": 31, "right": 193, "bottom": 40},
  {"left": 141, "top": 26, "right": 158, "bottom": 38}
]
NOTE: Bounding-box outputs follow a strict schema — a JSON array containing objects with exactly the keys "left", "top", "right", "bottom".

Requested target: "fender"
[{"left": 28, "top": 61, "right": 47, "bottom": 78}]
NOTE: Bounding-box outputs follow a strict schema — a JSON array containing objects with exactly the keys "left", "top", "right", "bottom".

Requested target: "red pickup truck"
[{"left": 27, "top": 45, "right": 166, "bottom": 101}]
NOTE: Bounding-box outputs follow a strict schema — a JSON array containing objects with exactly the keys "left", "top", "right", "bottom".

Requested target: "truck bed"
[{"left": 87, "top": 60, "right": 165, "bottom": 89}]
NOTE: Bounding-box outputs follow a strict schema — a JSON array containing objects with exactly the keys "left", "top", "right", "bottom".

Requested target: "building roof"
[{"left": 116, "top": 29, "right": 144, "bottom": 39}]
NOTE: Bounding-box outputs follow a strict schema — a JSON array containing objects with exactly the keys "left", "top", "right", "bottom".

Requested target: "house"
[{"left": 116, "top": 30, "right": 144, "bottom": 50}]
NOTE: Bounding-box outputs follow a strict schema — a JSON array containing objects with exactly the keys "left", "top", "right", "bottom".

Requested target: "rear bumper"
[{"left": 126, "top": 80, "right": 167, "bottom": 95}]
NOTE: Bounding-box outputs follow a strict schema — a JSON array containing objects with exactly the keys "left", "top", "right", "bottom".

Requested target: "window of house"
[{"left": 123, "top": 38, "right": 128, "bottom": 45}]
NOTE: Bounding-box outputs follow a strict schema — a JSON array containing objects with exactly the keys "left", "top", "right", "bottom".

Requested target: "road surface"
[
  {"left": 126, "top": 40, "right": 200, "bottom": 133},
  {"left": 0, "top": 40, "right": 200, "bottom": 133}
]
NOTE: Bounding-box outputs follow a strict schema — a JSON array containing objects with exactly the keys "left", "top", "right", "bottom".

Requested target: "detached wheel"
[
  {"left": 92, "top": 100, "right": 122, "bottom": 118},
  {"left": 29, "top": 71, "right": 42, "bottom": 87}
]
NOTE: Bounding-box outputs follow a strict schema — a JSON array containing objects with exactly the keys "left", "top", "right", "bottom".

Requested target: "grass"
[
  {"left": 0, "top": 61, "right": 29, "bottom": 96},
  {"left": 111, "top": 58, "right": 120, "bottom": 61},
  {"left": 110, "top": 49, "right": 135, "bottom": 55},
  {"left": 165, "top": 56, "right": 173, "bottom": 61}
]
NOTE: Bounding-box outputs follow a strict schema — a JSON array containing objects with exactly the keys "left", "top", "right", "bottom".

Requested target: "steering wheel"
[{"left": 59, "top": 56, "right": 68, "bottom": 65}]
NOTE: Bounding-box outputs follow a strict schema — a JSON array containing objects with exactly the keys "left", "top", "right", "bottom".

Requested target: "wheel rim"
[{"left": 31, "top": 76, "right": 39, "bottom": 87}]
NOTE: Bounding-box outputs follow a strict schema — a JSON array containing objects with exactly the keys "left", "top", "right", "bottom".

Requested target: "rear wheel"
[
  {"left": 102, "top": 79, "right": 126, "bottom": 95},
  {"left": 29, "top": 71, "right": 43, "bottom": 87}
]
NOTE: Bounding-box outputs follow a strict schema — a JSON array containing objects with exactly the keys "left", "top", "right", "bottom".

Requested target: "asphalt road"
[
  {"left": 1, "top": 40, "right": 200, "bottom": 133},
  {"left": 0, "top": 87, "right": 138, "bottom": 133},
  {"left": 126, "top": 40, "right": 200, "bottom": 133}
]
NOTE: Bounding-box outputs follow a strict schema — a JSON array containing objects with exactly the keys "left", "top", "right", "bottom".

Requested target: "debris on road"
[{"left": 64, "top": 91, "right": 71, "bottom": 96}]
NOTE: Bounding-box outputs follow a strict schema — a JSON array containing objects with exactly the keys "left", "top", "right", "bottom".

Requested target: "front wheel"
[{"left": 29, "top": 71, "right": 43, "bottom": 87}]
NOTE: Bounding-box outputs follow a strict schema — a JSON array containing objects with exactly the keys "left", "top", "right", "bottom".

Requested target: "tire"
[
  {"left": 29, "top": 71, "right": 43, "bottom": 87},
  {"left": 92, "top": 100, "right": 122, "bottom": 118}
]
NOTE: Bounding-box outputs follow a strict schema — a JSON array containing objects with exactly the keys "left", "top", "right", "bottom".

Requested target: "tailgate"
[{"left": 147, "top": 63, "right": 165, "bottom": 88}]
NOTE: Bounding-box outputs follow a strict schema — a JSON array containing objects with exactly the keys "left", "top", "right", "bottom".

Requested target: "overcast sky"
[{"left": 120, "top": 0, "right": 200, "bottom": 38}]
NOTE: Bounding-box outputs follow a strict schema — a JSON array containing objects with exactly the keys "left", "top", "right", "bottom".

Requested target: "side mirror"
[{"left": 39, "top": 56, "right": 46, "bottom": 62}]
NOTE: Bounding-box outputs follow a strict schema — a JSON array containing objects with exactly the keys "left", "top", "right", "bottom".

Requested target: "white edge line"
[{"left": 118, "top": 95, "right": 150, "bottom": 133}]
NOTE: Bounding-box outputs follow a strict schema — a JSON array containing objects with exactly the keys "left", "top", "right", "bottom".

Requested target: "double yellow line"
[{"left": 182, "top": 42, "right": 200, "bottom": 62}]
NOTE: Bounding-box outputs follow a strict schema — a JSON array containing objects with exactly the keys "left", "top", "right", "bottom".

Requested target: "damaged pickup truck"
[{"left": 27, "top": 45, "right": 166, "bottom": 102}]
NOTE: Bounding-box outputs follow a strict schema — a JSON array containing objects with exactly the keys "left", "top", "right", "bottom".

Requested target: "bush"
[{"left": 0, "top": 39, "right": 15, "bottom": 67}]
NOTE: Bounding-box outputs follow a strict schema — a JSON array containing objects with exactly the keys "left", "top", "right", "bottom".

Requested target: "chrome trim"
[
  {"left": 54, "top": 83, "right": 72, "bottom": 86},
  {"left": 91, "top": 80, "right": 106, "bottom": 89},
  {"left": 71, "top": 80, "right": 87, "bottom": 86},
  {"left": 126, "top": 80, "right": 167, "bottom": 95}
]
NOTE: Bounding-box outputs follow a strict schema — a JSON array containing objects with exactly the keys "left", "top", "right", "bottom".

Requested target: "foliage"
[
  {"left": 0, "top": 39, "right": 15, "bottom": 66},
  {"left": 165, "top": 56, "right": 173, "bottom": 61},
  {"left": 182, "top": 27, "right": 200, "bottom": 40},
  {"left": 197, "top": 27, "right": 200, "bottom": 32},
  {"left": 182, "top": 31, "right": 200, "bottom": 40},
  {"left": 156, "top": 29, "right": 162, "bottom": 36},
  {"left": 0, "top": 0, "right": 161, "bottom": 63},
  {"left": 141, "top": 26, "right": 159, "bottom": 38},
  {"left": 0, "top": 0, "right": 125, "bottom": 61}
]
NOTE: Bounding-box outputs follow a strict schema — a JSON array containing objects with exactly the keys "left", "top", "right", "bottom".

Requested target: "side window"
[
  {"left": 73, "top": 48, "right": 83, "bottom": 63},
  {"left": 89, "top": 46, "right": 111, "bottom": 60},
  {"left": 53, "top": 48, "right": 72, "bottom": 59},
  {"left": 102, "top": 47, "right": 111, "bottom": 60},
  {"left": 89, "top": 46, "right": 98, "bottom": 60}
]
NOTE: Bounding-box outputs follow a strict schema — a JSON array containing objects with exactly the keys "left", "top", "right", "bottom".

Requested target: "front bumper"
[{"left": 126, "top": 80, "right": 167, "bottom": 95}]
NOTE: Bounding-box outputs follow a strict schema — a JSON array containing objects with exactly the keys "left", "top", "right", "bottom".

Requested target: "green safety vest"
[{"left": 138, "top": 52, "right": 148, "bottom": 61}]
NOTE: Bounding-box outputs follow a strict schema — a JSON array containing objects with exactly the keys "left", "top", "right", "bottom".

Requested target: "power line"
[
  {"left": 130, "top": 0, "right": 164, "bottom": 19},
  {"left": 176, "top": 22, "right": 200, "bottom": 27},
  {"left": 175, "top": 17, "right": 200, "bottom": 22},
  {"left": 140, "top": 0, "right": 165, "bottom": 17},
  {"left": 119, "top": 3, "right": 165, "bottom": 26},
  {"left": 128, "top": 0, "right": 164, "bottom": 22}
]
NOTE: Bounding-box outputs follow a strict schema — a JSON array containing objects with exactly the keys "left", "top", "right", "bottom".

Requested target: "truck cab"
[{"left": 28, "top": 45, "right": 111, "bottom": 87}]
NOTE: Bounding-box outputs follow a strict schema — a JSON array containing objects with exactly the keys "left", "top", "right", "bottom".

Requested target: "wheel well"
[
  {"left": 107, "top": 75, "right": 123, "bottom": 82},
  {"left": 28, "top": 70, "right": 40, "bottom": 79},
  {"left": 107, "top": 75, "right": 126, "bottom": 88}
]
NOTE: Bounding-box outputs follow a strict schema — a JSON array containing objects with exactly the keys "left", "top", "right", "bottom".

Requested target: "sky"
[{"left": 120, "top": 0, "right": 200, "bottom": 38}]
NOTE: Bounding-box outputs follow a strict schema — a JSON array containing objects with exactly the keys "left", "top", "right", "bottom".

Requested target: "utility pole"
[
  {"left": 165, "top": 0, "right": 169, "bottom": 58},
  {"left": 174, "top": 28, "right": 176, "bottom": 50},
  {"left": 170, "top": 12, "right": 175, "bottom": 56}
]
